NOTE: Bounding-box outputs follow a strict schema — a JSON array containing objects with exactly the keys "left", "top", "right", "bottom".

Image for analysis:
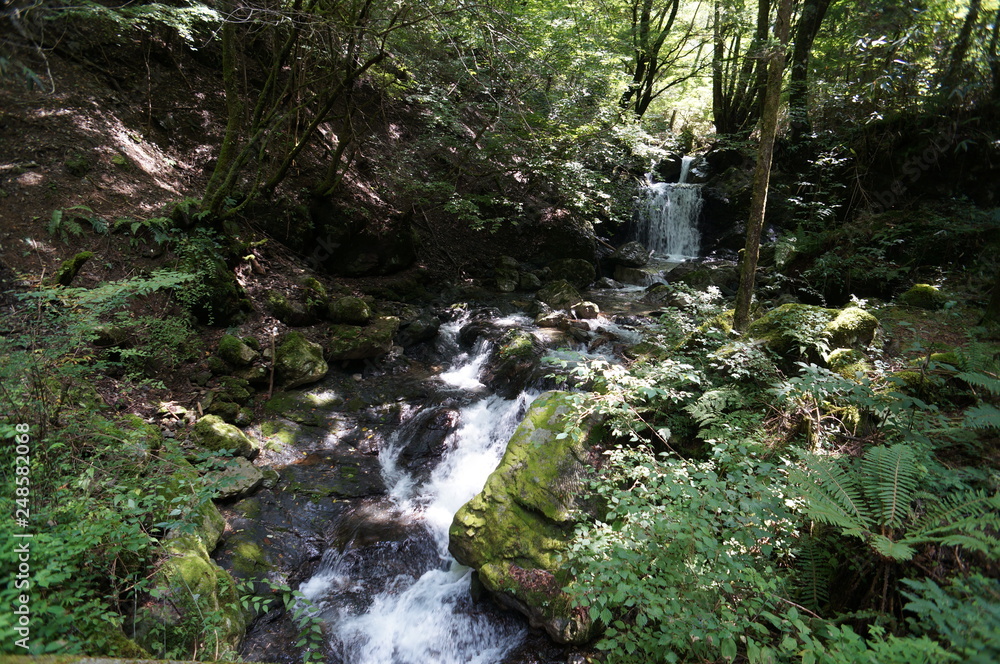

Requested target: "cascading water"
[
  {"left": 299, "top": 318, "right": 533, "bottom": 664},
  {"left": 636, "top": 155, "right": 703, "bottom": 261}
]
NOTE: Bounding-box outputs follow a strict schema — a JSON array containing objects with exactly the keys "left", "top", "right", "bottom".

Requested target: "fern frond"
[
  {"left": 861, "top": 444, "right": 919, "bottom": 529},
  {"left": 870, "top": 534, "right": 915, "bottom": 561},
  {"left": 790, "top": 535, "right": 835, "bottom": 611},
  {"left": 905, "top": 491, "right": 1000, "bottom": 557},
  {"left": 956, "top": 371, "right": 1000, "bottom": 396},
  {"left": 796, "top": 459, "right": 872, "bottom": 531},
  {"left": 963, "top": 404, "right": 1000, "bottom": 430}
]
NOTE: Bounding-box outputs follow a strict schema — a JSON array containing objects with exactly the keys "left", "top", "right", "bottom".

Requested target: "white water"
[
  {"left": 637, "top": 155, "right": 703, "bottom": 261},
  {"left": 301, "top": 327, "right": 533, "bottom": 664}
]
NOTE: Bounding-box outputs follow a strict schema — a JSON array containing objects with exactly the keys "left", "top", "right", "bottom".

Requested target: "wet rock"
[
  {"left": 282, "top": 449, "right": 386, "bottom": 499},
  {"left": 397, "top": 313, "right": 441, "bottom": 347},
  {"left": 450, "top": 391, "right": 603, "bottom": 645},
  {"left": 518, "top": 272, "right": 543, "bottom": 291},
  {"left": 594, "top": 276, "right": 623, "bottom": 289},
  {"left": 275, "top": 331, "right": 328, "bottom": 388},
  {"left": 395, "top": 406, "right": 460, "bottom": 463},
  {"left": 264, "top": 390, "right": 343, "bottom": 427},
  {"left": 325, "top": 316, "right": 400, "bottom": 361},
  {"left": 610, "top": 241, "right": 650, "bottom": 268},
  {"left": 570, "top": 301, "right": 600, "bottom": 319},
  {"left": 458, "top": 309, "right": 506, "bottom": 347},
  {"left": 480, "top": 329, "right": 545, "bottom": 399}
]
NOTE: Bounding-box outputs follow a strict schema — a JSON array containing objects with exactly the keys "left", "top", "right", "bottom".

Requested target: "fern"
[
  {"left": 963, "top": 403, "right": 1000, "bottom": 430},
  {"left": 796, "top": 460, "right": 871, "bottom": 533},
  {"left": 791, "top": 535, "right": 835, "bottom": 611},
  {"left": 903, "top": 491, "right": 1000, "bottom": 557},
  {"left": 956, "top": 371, "right": 1000, "bottom": 396},
  {"left": 862, "top": 444, "right": 919, "bottom": 529}
]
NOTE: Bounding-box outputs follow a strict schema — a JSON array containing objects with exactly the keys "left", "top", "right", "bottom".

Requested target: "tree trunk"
[
  {"left": 788, "top": 0, "right": 833, "bottom": 142},
  {"left": 734, "top": 0, "right": 793, "bottom": 332},
  {"left": 203, "top": 8, "right": 243, "bottom": 217},
  {"left": 939, "top": 0, "right": 982, "bottom": 102},
  {"left": 989, "top": 8, "right": 1000, "bottom": 103}
]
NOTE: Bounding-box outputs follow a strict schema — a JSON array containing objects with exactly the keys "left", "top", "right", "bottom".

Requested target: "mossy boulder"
[
  {"left": 449, "top": 391, "right": 603, "bottom": 645},
  {"left": 326, "top": 295, "right": 372, "bottom": 325},
  {"left": 827, "top": 348, "right": 872, "bottom": 379},
  {"left": 191, "top": 414, "right": 259, "bottom": 458},
  {"left": 131, "top": 535, "right": 248, "bottom": 658},
  {"left": 275, "top": 331, "right": 328, "bottom": 388},
  {"left": 747, "top": 304, "right": 878, "bottom": 364},
  {"left": 536, "top": 279, "right": 582, "bottom": 310},
  {"left": 264, "top": 289, "right": 318, "bottom": 327},
  {"left": 325, "top": 316, "right": 399, "bottom": 361},
  {"left": 158, "top": 458, "right": 227, "bottom": 550},
  {"left": 202, "top": 457, "right": 264, "bottom": 501},
  {"left": 217, "top": 334, "right": 258, "bottom": 367},
  {"left": 548, "top": 258, "right": 596, "bottom": 289},
  {"left": 264, "top": 390, "right": 343, "bottom": 426},
  {"left": 495, "top": 256, "right": 521, "bottom": 293},
  {"left": 53, "top": 251, "right": 93, "bottom": 287},
  {"left": 899, "top": 283, "right": 946, "bottom": 310}
]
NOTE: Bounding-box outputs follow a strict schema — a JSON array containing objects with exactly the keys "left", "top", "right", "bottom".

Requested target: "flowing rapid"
[
  {"left": 298, "top": 318, "right": 534, "bottom": 664},
  {"left": 636, "top": 155, "right": 703, "bottom": 261}
]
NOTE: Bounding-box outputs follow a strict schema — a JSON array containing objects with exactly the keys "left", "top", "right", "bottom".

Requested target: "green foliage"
[
  {"left": 566, "top": 443, "right": 800, "bottom": 664},
  {"left": 795, "top": 444, "right": 1000, "bottom": 561},
  {"left": 902, "top": 574, "right": 1000, "bottom": 664},
  {"left": 238, "top": 579, "right": 326, "bottom": 664}
]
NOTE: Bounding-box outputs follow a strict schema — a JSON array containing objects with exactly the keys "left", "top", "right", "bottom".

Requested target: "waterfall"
[
  {"left": 637, "top": 155, "right": 703, "bottom": 261},
  {"left": 299, "top": 318, "right": 532, "bottom": 664}
]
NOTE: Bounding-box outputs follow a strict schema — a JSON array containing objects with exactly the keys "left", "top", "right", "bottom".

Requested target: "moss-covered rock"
[
  {"left": 264, "top": 289, "right": 318, "bottom": 327},
  {"left": 326, "top": 295, "right": 372, "bottom": 325},
  {"left": 275, "top": 331, "right": 328, "bottom": 388},
  {"left": 190, "top": 257, "right": 251, "bottom": 327},
  {"left": 202, "top": 457, "right": 264, "bottom": 501},
  {"left": 548, "top": 258, "right": 596, "bottom": 289},
  {"left": 325, "top": 316, "right": 399, "bottom": 361},
  {"left": 53, "top": 251, "right": 93, "bottom": 287},
  {"left": 826, "top": 307, "right": 879, "bottom": 348},
  {"left": 217, "top": 334, "right": 258, "bottom": 367},
  {"left": 157, "top": 458, "right": 227, "bottom": 551},
  {"left": 449, "top": 391, "right": 603, "bottom": 645},
  {"left": 264, "top": 389, "right": 343, "bottom": 426},
  {"left": 191, "top": 414, "right": 258, "bottom": 458},
  {"left": 899, "top": 283, "right": 946, "bottom": 309},
  {"left": 536, "top": 279, "right": 581, "bottom": 310},
  {"left": 610, "top": 241, "right": 650, "bottom": 267},
  {"left": 747, "top": 303, "right": 878, "bottom": 364},
  {"left": 131, "top": 534, "right": 248, "bottom": 658},
  {"left": 827, "top": 348, "right": 872, "bottom": 379}
]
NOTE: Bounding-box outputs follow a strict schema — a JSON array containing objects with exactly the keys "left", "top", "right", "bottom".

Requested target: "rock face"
[
  {"left": 449, "top": 391, "right": 603, "bottom": 645},
  {"left": 548, "top": 258, "right": 596, "bottom": 289},
  {"left": 203, "top": 456, "right": 265, "bottom": 501},
  {"left": 275, "top": 331, "right": 328, "bottom": 387}
]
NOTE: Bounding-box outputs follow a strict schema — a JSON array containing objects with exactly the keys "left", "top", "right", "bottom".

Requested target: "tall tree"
[
  {"left": 734, "top": 0, "right": 793, "bottom": 332},
  {"left": 619, "top": 0, "right": 707, "bottom": 118},
  {"left": 938, "top": 0, "right": 983, "bottom": 102},
  {"left": 712, "top": 0, "right": 771, "bottom": 135},
  {"left": 787, "top": 0, "right": 834, "bottom": 142}
]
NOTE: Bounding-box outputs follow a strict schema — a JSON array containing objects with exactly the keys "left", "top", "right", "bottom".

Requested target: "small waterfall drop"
[
  {"left": 299, "top": 317, "right": 532, "bottom": 664},
  {"left": 637, "top": 155, "right": 703, "bottom": 261}
]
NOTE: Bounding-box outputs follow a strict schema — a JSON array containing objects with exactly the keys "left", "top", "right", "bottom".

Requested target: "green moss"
[
  {"left": 275, "top": 332, "right": 328, "bottom": 388},
  {"left": 231, "top": 541, "right": 271, "bottom": 575},
  {"left": 327, "top": 295, "right": 373, "bottom": 325},
  {"left": 54, "top": 251, "right": 93, "bottom": 287},
  {"left": 218, "top": 333, "right": 258, "bottom": 367},
  {"left": 826, "top": 307, "right": 879, "bottom": 348},
  {"left": 899, "top": 283, "right": 946, "bottom": 309},
  {"left": 326, "top": 316, "right": 399, "bottom": 360},
  {"left": 191, "top": 414, "right": 258, "bottom": 458}
]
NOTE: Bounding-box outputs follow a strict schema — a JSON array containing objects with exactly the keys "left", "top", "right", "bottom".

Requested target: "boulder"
[
  {"left": 548, "top": 258, "right": 596, "bottom": 289},
  {"left": 518, "top": 272, "right": 543, "bottom": 291},
  {"left": 325, "top": 316, "right": 400, "bottom": 360},
  {"left": 898, "top": 283, "right": 946, "bottom": 310},
  {"left": 536, "top": 279, "right": 581, "bottom": 310},
  {"left": 397, "top": 314, "right": 441, "bottom": 347},
  {"left": 217, "top": 334, "right": 258, "bottom": 367},
  {"left": 450, "top": 391, "right": 603, "bottom": 645},
  {"left": 610, "top": 241, "right": 650, "bottom": 268},
  {"left": 480, "top": 328, "right": 545, "bottom": 399},
  {"left": 265, "top": 289, "right": 318, "bottom": 327},
  {"left": 203, "top": 457, "right": 265, "bottom": 501},
  {"left": 495, "top": 256, "right": 521, "bottom": 293},
  {"left": 275, "top": 331, "right": 328, "bottom": 387},
  {"left": 191, "top": 415, "right": 259, "bottom": 459},
  {"left": 189, "top": 257, "right": 250, "bottom": 327},
  {"left": 746, "top": 304, "right": 879, "bottom": 365},
  {"left": 327, "top": 296, "right": 373, "bottom": 325},
  {"left": 570, "top": 301, "right": 600, "bottom": 319}
]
